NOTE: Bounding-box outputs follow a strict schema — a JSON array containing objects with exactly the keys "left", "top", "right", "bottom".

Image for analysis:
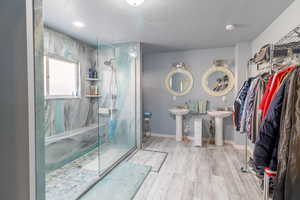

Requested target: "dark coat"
[
  {"left": 253, "top": 74, "right": 289, "bottom": 171},
  {"left": 274, "top": 67, "right": 300, "bottom": 200}
]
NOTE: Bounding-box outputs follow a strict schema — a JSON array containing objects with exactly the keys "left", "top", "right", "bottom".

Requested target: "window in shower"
[{"left": 44, "top": 55, "right": 81, "bottom": 99}]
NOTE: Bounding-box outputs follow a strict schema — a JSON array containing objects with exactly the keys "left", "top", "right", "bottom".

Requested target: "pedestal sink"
[
  {"left": 169, "top": 108, "right": 189, "bottom": 141},
  {"left": 207, "top": 111, "right": 232, "bottom": 146}
]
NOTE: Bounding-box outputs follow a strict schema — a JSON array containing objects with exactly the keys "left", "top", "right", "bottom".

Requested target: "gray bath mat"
[{"left": 127, "top": 150, "right": 168, "bottom": 172}]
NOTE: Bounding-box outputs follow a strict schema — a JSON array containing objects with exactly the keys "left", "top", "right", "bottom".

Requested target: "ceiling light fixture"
[
  {"left": 225, "top": 24, "right": 235, "bottom": 31},
  {"left": 126, "top": 0, "right": 144, "bottom": 7},
  {"left": 72, "top": 21, "right": 85, "bottom": 28}
]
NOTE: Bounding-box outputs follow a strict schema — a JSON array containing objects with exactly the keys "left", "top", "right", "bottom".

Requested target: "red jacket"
[{"left": 259, "top": 65, "right": 296, "bottom": 119}]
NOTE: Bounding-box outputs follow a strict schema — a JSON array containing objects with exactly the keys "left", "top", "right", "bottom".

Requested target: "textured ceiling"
[{"left": 44, "top": 0, "right": 294, "bottom": 53}]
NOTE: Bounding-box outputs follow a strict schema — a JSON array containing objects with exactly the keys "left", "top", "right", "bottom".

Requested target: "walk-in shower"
[
  {"left": 34, "top": 1, "right": 142, "bottom": 200},
  {"left": 41, "top": 27, "right": 140, "bottom": 200}
]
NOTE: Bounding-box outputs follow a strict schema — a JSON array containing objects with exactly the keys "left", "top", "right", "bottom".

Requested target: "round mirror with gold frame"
[
  {"left": 202, "top": 63, "right": 235, "bottom": 96},
  {"left": 165, "top": 63, "right": 194, "bottom": 96}
]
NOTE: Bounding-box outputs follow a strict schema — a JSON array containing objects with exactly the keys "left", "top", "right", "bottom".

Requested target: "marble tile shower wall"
[{"left": 44, "top": 27, "right": 98, "bottom": 137}]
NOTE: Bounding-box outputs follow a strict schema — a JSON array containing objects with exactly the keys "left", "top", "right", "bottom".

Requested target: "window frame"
[{"left": 44, "top": 54, "right": 81, "bottom": 100}]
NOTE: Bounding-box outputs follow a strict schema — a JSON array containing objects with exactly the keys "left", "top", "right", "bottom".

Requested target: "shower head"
[{"left": 104, "top": 58, "right": 115, "bottom": 66}]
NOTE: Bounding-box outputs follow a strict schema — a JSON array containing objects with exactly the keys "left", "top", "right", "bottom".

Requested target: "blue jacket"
[{"left": 234, "top": 77, "right": 254, "bottom": 131}]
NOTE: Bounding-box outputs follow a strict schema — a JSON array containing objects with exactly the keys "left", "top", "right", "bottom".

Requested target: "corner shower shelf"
[
  {"left": 98, "top": 108, "right": 117, "bottom": 115},
  {"left": 86, "top": 78, "right": 100, "bottom": 81},
  {"left": 85, "top": 95, "right": 101, "bottom": 98}
]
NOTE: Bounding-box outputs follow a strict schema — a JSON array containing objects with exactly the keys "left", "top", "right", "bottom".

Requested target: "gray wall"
[
  {"left": 142, "top": 47, "right": 236, "bottom": 140},
  {"left": 0, "top": 0, "right": 34, "bottom": 199},
  {"left": 234, "top": 42, "right": 252, "bottom": 145}
]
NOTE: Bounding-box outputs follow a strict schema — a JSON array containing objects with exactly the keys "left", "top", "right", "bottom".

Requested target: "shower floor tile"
[{"left": 46, "top": 144, "right": 131, "bottom": 200}]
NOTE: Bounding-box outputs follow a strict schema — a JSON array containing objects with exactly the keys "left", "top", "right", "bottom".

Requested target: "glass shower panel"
[{"left": 98, "top": 43, "right": 137, "bottom": 173}]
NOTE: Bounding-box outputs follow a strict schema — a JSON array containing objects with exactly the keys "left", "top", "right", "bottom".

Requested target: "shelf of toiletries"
[
  {"left": 98, "top": 107, "right": 117, "bottom": 115},
  {"left": 87, "top": 68, "right": 99, "bottom": 79},
  {"left": 85, "top": 67, "right": 101, "bottom": 98},
  {"left": 85, "top": 84, "right": 101, "bottom": 97}
]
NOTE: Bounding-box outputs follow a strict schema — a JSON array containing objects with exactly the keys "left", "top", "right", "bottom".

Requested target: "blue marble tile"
[{"left": 45, "top": 149, "right": 99, "bottom": 200}]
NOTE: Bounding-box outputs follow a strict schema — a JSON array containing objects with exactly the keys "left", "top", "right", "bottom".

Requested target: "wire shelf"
[{"left": 276, "top": 25, "right": 300, "bottom": 46}]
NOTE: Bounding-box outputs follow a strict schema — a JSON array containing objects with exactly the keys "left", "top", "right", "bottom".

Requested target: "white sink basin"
[
  {"left": 169, "top": 108, "right": 189, "bottom": 142},
  {"left": 169, "top": 108, "right": 189, "bottom": 116},
  {"left": 207, "top": 110, "right": 232, "bottom": 146},
  {"left": 207, "top": 111, "right": 232, "bottom": 118}
]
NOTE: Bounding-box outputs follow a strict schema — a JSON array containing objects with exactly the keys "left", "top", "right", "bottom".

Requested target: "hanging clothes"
[
  {"left": 234, "top": 44, "right": 300, "bottom": 199},
  {"left": 259, "top": 75, "right": 274, "bottom": 119},
  {"left": 240, "top": 77, "right": 260, "bottom": 133},
  {"left": 235, "top": 73, "right": 270, "bottom": 142},
  {"left": 274, "top": 67, "right": 300, "bottom": 200},
  {"left": 253, "top": 72, "right": 291, "bottom": 171},
  {"left": 259, "top": 65, "right": 296, "bottom": 119},
  {"left": 233, "top": 77, "right": 254, "bottom": 131},
  {"left": 250, "top": 73, "right": 269, "bottom": 143},
  {"left": 259, "top": 74, "right": 274, "bottom": 115}
]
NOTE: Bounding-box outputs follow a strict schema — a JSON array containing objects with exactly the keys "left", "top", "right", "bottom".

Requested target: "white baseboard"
[
  {"left": 150, "top": 133, "right": 176, "bottom": 138},
  {"left": 150, "top": 133, "right": 253, "bottom": 153},
  {"left": 150, "top": 133, "right": 193, "bottom": 141}
]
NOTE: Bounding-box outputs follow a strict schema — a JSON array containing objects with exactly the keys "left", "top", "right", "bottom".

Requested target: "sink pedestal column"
[
  {"left": 208, "top": 111, "right": 232, "bottom": 146},
  {"left": 169, "top": 108, "right": 189, "bottom": 142},
  {"left": 215, "top": 117, "right": 224, "bottom": 146},
  {"left": 176, "top": 115, "right": 183, "bottom": 141}
]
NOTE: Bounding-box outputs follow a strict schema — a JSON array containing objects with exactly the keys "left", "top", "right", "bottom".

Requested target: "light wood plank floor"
[{"left": 134, "top": 137, "right": 262, "bottom": 200}]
